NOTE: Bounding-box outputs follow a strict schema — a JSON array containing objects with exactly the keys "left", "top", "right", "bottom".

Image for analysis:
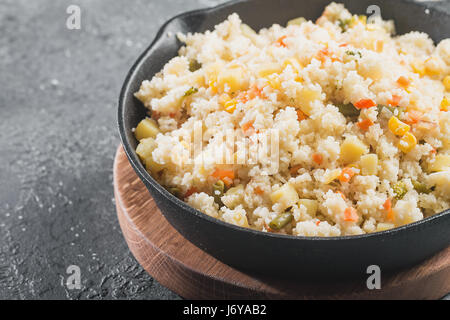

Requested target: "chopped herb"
[
  {"left": 338, "top": 19, "right": 351, "bottom": 32},
  {"left": 189, "top": 59, "right": 202, "bottom": 72},
  {"left": 184, "top": 87, "right": 199, "bottom": 97},
  {"left": 269, "top": 212, "right": 293, "bottom": 230},
  {"left": 345, "top": 50, "right": 362, "bottom": 58},
  {"left": 336, "top": 103, "right": 360, "bottom": 117},
  {"left": 168, "top": 187, "right": 181, "bottom": 198},
  {"left": 412, "top": 180, "right": 431, "bottom": 194}
]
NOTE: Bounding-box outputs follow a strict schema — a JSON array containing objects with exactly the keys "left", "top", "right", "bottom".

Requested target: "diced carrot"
[
  {"left": 152, "top": 111, "right": 161, "bottom": 121},
  {"left": 212, "top": 169, "right": 235, "bottom": 183},
  {"left": 406, "top": 110, "right": 422, "bottom": 124},
  {"left": 312, "top": 153, "right": 323, "bottom": 165},
  {"left": 169, "top": 112, "right": 177, "bottom": 119},
  {"left": 316, "top": 220, "right": 321, "bottom": 226},
  {"left": 254, "top": 186, "right": 264, "bottom": 195},
  {"left": 296, "top": 109, "right": 307, "bottom": 121},
  {"left": 343, "top": 207, "right": 358, "bottom": 222},
  {"left": 397, "top": 76, "right": 411, "bottom": 88},
  {"left": 339, "top": 43, "right": 348, "bottom": 47},
  {"left": 276, "top": 35, "right": 288, "bottom": 47},
  {"left": 241, "top": 121, "right": 255, "bottom": 136},
  {"left": 354, "top": 99, "right": 376, "bottom": 109},
  {"left": 290, "top": 165, "right": 302, "bottom": 175},
  {"left": 357, "top": 118, "right": 374, "bottom": 131},
  {"left": 222, "top": 177, "right": 234, "bottom": 187},
  {"left": 386, "top": 209, "right": 395, "bottom": 222},
  {"left": 184, "top": 187, "right": 198, "bottom": 198},
  {"left": 383, "top": 198, "right": 391, "bottom": 211},
  {"left": 387, "top": 94, "right": 402, "bottom": 106},
  {"left": 339, "top": 167, "right": 356, "bottom": 183}
]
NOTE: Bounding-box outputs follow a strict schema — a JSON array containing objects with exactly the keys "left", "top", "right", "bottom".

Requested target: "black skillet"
[{"left": 118, "top": 0, "right": 450, "bottom": 280}]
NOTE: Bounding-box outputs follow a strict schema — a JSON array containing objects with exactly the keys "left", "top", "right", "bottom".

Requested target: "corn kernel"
[
  {"left": 424, "top": 57, "right": 441, "bottom": 76},
  {"left": 443, "top": 76, "right": 450, "bottom": 91},
  {"left": 411, "top": 60, "right": 426, "bottom": 77},
  {"left": 224, "top": 99, "right": 237, "bottom": 113},
  {"left": 209, "top": 79, "right": 218, "bottom": 93},
  {"left": 398, "top": 132, "right": 417, "bottom": 153},
  {"left": 219, "top": 93, "right": 231, "bottom": 106},
  {"left": 388, "top": 116, "right": 410, "bottom": 136},
  {"left": 441, "top": 97, "right": 449, "bottom": 112}
]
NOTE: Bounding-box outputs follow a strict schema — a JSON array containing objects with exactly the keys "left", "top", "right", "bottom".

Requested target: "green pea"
[
  {"left": 269, "top": 212, "right": 293, "bottom": 230},
  {"left": 184, "top": 87, "right": 199, "bottom": 97},
  {"left": 212, "top": 180, "right": 225, "bottom": 206}
]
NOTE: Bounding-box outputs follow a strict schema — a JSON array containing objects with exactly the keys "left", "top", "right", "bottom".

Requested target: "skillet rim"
[{"left": 118, "top": 0, "right": 450, "bottom": 242}]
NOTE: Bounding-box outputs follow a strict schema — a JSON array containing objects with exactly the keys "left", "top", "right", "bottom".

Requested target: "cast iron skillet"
[{"left": 119, "top": 0, "right": 449, "bottom": 280}]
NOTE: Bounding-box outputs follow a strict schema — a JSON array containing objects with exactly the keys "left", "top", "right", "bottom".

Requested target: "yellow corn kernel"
[
  {"left": 270, "top": 183, "right": 299, "bottom": 211},
  {"left": 398, "top": 132, "right": 417, "bottom": 153},
  {"left": 360, "top": 154, "right": 378, "bottom": 175},
  {"left": 411, "top": 60, "right": 426, "bottom": 76},
  {"left": 376, "top": 222, "right": 395, "bottom": 232},
  {"left": 429, "top": 154, "right": 450, "bottom": 172},
  {"left": 340, "top": 137, "right": 369, "bottom": 164},
  {"left": 224, "top": 99, "right": 237, "bottom": 113},
  {"left": 298, "top": 199, "right": 318, "bottom": 216},
  {"left": 323, "top": 169, "right": 341, "bottom": 184},
  {"left": 287, "top": 17, "right": 306, "bottom": 26},
  {"left": 424, "top": 57, "right": 442, "bottom": 76},
  {"left": 388, "top": 116, "right": 410, "bottom": 136},
  {"left": 219, "top": 93, "right": 231, "bottom": 105},
  {"left": 441, "top": 97, "right": 449, "bottom": 111},
  {"left": 443, "top": 76, "right": 450, "bottom": 91},
  {"left": 134, "top": 118, "right": 160, "bottom": 141},
  {"left": 209, "top": 79, "right": 218, "bottom": 93}
]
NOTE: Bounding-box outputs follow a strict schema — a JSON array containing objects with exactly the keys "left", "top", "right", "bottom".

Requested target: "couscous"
[{"left": 133, "top": 3, "right": 449, "bottom": 236}]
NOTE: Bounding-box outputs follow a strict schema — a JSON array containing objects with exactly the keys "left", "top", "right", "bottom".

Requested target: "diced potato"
[
  {"left": 340, "top": 136, "right": 369, "bottom": 164},
  {"left": 270, "top": 183, "right": 299, "bottom": 210},
  {"left": 225, "top": 210, "right": 249, "bottom": 228},
  {"left": 429, "top": 154, "right": 450, "bottom": 172},
  {"left": 295, "top": 88, "right": 321, "bottom": 115},
  {"left": 134, "top": 118, "right": 160, "bottom": 141},
  {"left": 222, "top": 184, "right": 244, "bottom": 209},
  {"left": 376, "top": 222, "right": 395, "bottom": 232},
  {"left": 287, "top": 17, "right": 307, "bottom": 26},
  {"left": 360, "top": 154, "right": 378, "bottom": 175},
  {"left": 218, "top": 67, "right": 247, "bottom": 94},
  {"left": 298, "top": 199, "right": 318, "bottom": 216},
  {"left": 136, "top": 138, "right": 164, "bottom": 173},
  {"left": 323, "top": 169, "right": 341, "bottom": 184},
  {"left": 257, "top": 63, "right": 280, "bottom": 77}
]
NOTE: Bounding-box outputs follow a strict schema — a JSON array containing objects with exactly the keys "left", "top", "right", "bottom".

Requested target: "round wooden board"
[{"left": 114, "top": 146, "right": 450, "bottom": 299}]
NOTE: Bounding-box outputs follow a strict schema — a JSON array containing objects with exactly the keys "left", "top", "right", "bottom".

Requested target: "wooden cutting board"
[{"left": 114, "top": 145, "right": 450, "bottom": 299}]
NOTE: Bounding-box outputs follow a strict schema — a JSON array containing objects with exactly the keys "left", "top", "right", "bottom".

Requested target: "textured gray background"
[{"left": 0, "top": 0, "right": 448, "bottom": 300}]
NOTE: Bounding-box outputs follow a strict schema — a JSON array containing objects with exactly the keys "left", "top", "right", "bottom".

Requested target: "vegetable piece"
[
  {"left": 290, "top": 165, "right": 302, "bottom": 175},
  {"left": 397, "top": 76, "right": 411, "bottom": 88},
  {"left": 287, "top": 17, "right": 307, "bottom": 26},
  {"left": 298, "top": 199, "right": 318, "bottom": 216},
  {"left": 276, "top": 35, "right": 288, "bottom": 47},
  {"left": 398, "top": 132, "right": 417, "bottom": 153},
  {"left": 168, "top": 187, "right": 181, "bottom": 198},
  {"left": 340, "top": 136, "right": 369, "bottom": 164},
  {"left": 345, "top": 50, "right": 362, "bottom": 58},
  {"left": 323, "top": 169, "right": 341, "bottom": 184},
  {"left": 392, "top": 181, "right": 407, "bottom": 200},
  {"left": 376, "top": 222, "right": 395, "bottom": 232},
  {"left": 241, "top": 121, "right": 255, "bottom": 136},
  {"left": 217, "top": 67, "right": 246, "bottom": 93},
  {"left": 406, "top": 110, "right": 422, "bottom": 124},
  {"left": 134, "top": 118, "right": 160, "bottom": 141},
  {"left": 257, "top": 63, "right": 280, "bottom": 77},
  {"left": 184, "top": 87, "right": 198, "bottom": 97},
  {"left": 136, "top": 138, "right": 164, "bottom": 173},
  {"left": 270, "top": 183, "right": 299, "bottom": 210},
  {"left": 222, "top": 184, "right": 244, "bottom": 209},
  {"left": 296, "top": 109, "right": 307, "bottom": 121},
  {"left": 360, "top": 154, "right": 378, "bottom": 175},
  {"left": 212, "top": 180, "right": 225, "bottom": 205},
  {"left": 312, "top": 153, "right": 323, "bottom": 165},
  {"left": 269, "top": 212, "right": 293, "bottom": 230},
  {"left": 444, "top": 76, "right": 450, "bottom": 91},
  {"left": 388, "top": 116, "right": 410, "bottom": 136},
  {"left": 212, "top": 169, "right": 235, "bottom": 187},
  {"left": 336, "top": 103, "right": 360, "bottom": 117},
  {"left": 383, "top": 198, "right": 395, "bottom": 222},
  {"left": 338, "top": 19, "right": 351, "bottom": 32},
  {"left": 224, "top": 99, "right": 237, "bottom": 114},
  {"left": 254, "top": 186, "right": 264, "bottom": 195},
  {"left": 411, "top": 59, "right": 426, "bottom": 76},
  {"left": 428, "top": 154, "right": 450, "bottom": 172},
  {"left": 295, "top": 88, "right": 321, "bottom": 115},
  {"left": 354, "top": 99, "right": 376, "bottom": 109},
  {"left": 411, "top": 180, "right": 431, "bottom": 194},
  {"left": 357, "top": 118, "right": 374, "bottom": 131},
  {"left": 343, "top": 207, "right": 358, "bottom": 222},
  {"left": 441, "top": 97, "right": 449, "bottom": 112},
  {"left": 387, "top": 94, "right": 402, "bottom": 107},
  {"left": 339, "top": 167, "right": 356, "bottom": 183},
  {"left": 189, "top": 60, "right": 202, "bottom": 72},
  {"left": 184, "top": 187, "right": 198, "bottom": 199}
]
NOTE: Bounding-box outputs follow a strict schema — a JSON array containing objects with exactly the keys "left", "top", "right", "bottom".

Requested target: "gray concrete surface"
[{"left": 0, "top": 0, "right": 448, "bottom": 300}]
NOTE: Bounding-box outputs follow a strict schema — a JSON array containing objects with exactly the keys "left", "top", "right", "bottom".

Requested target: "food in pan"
[{"left": 133, "top": 3, "right": 449, "bottom": 236}]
